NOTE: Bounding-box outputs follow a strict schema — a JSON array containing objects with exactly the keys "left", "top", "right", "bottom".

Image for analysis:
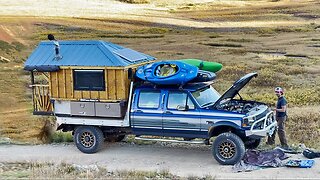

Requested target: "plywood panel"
[
  {"left": 63, "top": 69, "right": 67, "bottom": 98},
  {"left": 82, "top": 91, "right": 91, "bottom": 99},
  {"left": 115, "top": 69, "right": 125, "bottom": 100},
  {"left": 123, "top": 69, "right": 130, "bottom": 99},
  {"left": 103, "top": 69, "right": 108, "bottom": 100},
  {"left": 48, "top": 72, "right": 52, "bottom": 97},
  {"left": 58, "top": 70, "right": 66, "bottom": 98},
  {"left": 107, "top": 69, "right": 116, "bottom": 100},
  {"left": 90, "top": 91, "right": 99, "bottom": 99},
  {"left": 99, "top": 91, "right": 106, "bottom": 100},
  {"left": 74, "top": 91, "right": 82, "bottom": 99},
  {"left": 50, "top": 72, "right": 58, "bottom": 98},
  {"left": 65, "top": 69, "right": 73, "bottom": 99}
]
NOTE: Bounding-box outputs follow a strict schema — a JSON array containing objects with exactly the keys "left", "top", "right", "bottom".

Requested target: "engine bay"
[{"left": 215, "top": 99, "right": 267, "bottom": 114}]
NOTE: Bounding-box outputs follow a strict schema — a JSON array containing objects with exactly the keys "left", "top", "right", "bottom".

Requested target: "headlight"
[{"left": 242, "top": 116, "right": 255, "bottom": 127}]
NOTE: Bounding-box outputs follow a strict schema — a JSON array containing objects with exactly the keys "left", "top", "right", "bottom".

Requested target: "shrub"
[
  {"left": 242, "top": 86, "right": 320, "bottom": 107},
  {"left": 134, "top": 27, "right": 169, "bottom": 34},
  {"left": 250, "top": 68, "right": 287, "bottom": 87},
  {"left": 209, "top": 33, "right": 222, "bottom": 38},
  {"left": 242, "top": 90, "right": 276, "bottom": 106},
  {"left": 51, "top": 131, "right": 73, "bottom": 143},
  {"left": 286, "top": 87, "right": 320, "bottom": 106},
  {"left": 37, "top": 118, "right": 56, "bottom": 143},
  {"left": 218, "top": 64, "right": 252, "bottom": 81},
  {"left": 0, "top": 40, "right": 13, "bottom": 51}
]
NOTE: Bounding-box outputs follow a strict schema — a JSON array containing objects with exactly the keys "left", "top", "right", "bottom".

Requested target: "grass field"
[{"left": 0, "top": 0, "right": 319, "bottom": 148}]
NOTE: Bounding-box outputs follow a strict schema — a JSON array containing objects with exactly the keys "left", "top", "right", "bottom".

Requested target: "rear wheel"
[
  {"left": 212, "top": 132, "right": 245, "bottom": 165},
  {"left": 74, "top": 126, "right": 104, "bottom": 154}
]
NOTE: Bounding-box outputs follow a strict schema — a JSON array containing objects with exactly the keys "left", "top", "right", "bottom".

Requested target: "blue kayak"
[
  {"left": 135, "top": 61, "right": 198, "bottom": 85},
  {"left": 191, "top": 70, "right": 216, "bottom": 82}
]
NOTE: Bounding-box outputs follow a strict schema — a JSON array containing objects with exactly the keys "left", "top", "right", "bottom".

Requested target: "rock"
[
  {"left": 0, "top": 137, "right": 11, "bottom": 144},
  {"left": 0, "top": 56, "right": 10, "bottom": 63},
  {"left": 72, "top": 164, "right": 99, "bottom": 172}
]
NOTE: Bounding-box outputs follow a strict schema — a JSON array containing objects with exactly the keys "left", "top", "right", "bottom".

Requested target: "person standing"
[{"left": 267, "top": 87, "right": 289, "bottom": 149}]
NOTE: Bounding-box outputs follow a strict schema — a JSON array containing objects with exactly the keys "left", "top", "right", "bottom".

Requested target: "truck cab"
[
  {"left": 128, "top": 72, "right": 276, "bottom": 164},
  {"left": 131, "top": 83, "right": 239, "bottom": 139}
]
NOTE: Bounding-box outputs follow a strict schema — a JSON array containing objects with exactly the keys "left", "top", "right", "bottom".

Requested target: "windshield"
[{"left": 191, "top": 86, "right": 221, "bottom": 107}]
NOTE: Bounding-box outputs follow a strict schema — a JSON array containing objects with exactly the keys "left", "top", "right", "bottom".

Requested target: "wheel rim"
[
  {"left": 80, "top": 131, "right": 95, "bottom": 148},
  {"left": 218, "top": 141, "right": 236, "bottom": 159}
]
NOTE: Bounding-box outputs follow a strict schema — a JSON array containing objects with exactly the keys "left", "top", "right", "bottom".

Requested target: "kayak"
[
  {"left": 191, "top": 70, "right": 216, "bottom": 82},
  {"left": 135, "top": 61, "right": 198, "bottom": 85},
  {"left": 179, "top": 59, "right": 222, "bottom": 73}
]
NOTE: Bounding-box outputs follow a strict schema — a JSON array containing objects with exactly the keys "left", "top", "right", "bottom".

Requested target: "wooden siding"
[{"left": 49, "top": 68, "right": 130, "bottom": 102}]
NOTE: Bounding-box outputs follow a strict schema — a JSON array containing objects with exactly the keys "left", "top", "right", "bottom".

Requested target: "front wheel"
[
  {"left": 212, "top": 132, "right": 245, "bottom": 165},
  {"left": 74, "top": 126, "right": 104, "bottom": 154}
]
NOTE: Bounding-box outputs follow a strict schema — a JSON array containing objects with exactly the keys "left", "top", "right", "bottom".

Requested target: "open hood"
[{"left": 213, "top": 72, "right": 258, "bottom": 107}]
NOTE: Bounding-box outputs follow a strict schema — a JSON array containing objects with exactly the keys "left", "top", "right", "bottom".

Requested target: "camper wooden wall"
[{"left": 49, "top": 68, "right": 130, "bottom": 102}]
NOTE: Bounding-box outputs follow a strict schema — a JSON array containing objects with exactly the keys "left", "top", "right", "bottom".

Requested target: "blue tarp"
[{"left": 24, "top": 40, "right": 155, "bottom": 72}]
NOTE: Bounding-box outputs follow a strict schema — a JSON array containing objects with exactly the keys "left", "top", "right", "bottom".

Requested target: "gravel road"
[{"left": 0, "top": 142, "right": 319, "bottom": 179}]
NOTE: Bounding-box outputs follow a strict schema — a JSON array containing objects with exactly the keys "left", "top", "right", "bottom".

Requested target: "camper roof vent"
[{"left": 48, "top": 34, "right": 62, "bottom": 60}]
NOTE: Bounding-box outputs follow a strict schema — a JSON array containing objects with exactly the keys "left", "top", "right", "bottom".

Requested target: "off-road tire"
[
  {"left": 245, "top": 138, "right": 261, "bottom": 149},
  {"left": 212, "top": 132, "right": 245, "bottom": 165},
  {"left": 74, "top": 126, "right": 104, "bottom": 154}
]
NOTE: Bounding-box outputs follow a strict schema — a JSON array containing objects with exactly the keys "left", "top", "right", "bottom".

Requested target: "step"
[{"left": 134, "top": 137, "right": 207, "bottom": 144}]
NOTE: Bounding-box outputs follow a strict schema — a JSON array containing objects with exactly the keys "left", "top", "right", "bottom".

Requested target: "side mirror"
[{"left": 177, "top": 105, "right": 189, "bottom": 111}]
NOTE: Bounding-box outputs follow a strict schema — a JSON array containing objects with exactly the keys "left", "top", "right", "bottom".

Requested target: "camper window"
[{"left": 73, "top": 70, "right": 105, "bottom": 91}]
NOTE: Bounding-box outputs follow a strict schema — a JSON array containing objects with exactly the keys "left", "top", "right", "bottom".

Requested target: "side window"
[
  {"left": 138, "top": 91, "right": 161, "bottom": 109},
  {"left": 73, "top": 70, "right": 105, "bottom": 91},
  {"left": 168, "top": 92, "right": 195, "bottom": 110}
]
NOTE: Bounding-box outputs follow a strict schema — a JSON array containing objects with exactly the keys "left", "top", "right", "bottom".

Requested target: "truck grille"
[
  {"left": 255, "top": 109, "right": 269, "bottom": 121},
  {"left": 252, "top": 109, "right": 273, "bottom": 130}
]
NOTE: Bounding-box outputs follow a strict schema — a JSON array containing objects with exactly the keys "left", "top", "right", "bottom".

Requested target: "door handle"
[
  {"left": 135, "top": 110, "right": 143, "bottom": 113},
  {"left": 164, "top": 111, "right": 173, "bottom": 114},
  {"left": 206, "top": 121, "right": 213, "bottom": 124}
]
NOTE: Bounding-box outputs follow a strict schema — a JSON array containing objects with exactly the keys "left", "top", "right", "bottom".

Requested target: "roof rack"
[{"left": 134, "top": 79, "right": 215, "bottom": 91}]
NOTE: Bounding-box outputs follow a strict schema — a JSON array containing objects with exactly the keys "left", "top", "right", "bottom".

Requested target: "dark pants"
[{"left": 267, "top": 116, "right": 288, "bottom": 147}]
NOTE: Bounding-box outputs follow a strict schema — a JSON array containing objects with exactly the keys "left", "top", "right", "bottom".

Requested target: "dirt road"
[
  {"left": 1, "top": 0, "right": 318, "bottom": 29},
  {"left": 0, "top": 143, "right": 319, "bottom": 179}
]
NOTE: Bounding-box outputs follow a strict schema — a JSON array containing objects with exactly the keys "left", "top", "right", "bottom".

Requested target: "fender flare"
[{"left": 208, "top": 121, "right": 241, "bottom": 137}]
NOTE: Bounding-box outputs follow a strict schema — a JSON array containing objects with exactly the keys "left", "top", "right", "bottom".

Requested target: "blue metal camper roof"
[{"left": 24, "top": 40, "right": 155, "bottom": 72}]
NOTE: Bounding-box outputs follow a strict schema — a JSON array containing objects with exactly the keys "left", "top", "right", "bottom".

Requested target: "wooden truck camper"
[{"left": 24, "top": 40, "right": 155, "bottom": 117}]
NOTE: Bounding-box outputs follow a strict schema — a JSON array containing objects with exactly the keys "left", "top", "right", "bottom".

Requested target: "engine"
[{"left": 215, "top": 99, "right": 265, "bottom": 114}]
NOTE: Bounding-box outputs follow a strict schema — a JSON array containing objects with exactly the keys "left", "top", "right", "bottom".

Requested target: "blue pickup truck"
[{"left": 56, "top": 72, "right": 276, "bottom": 165}]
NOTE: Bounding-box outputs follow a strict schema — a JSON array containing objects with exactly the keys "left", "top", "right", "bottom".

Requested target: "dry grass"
[
  {"left": 118, "top": 0, "right": 151, "bottom": 4},
  {"left": 0, "top": 162, "right": 178, "bottom": 179},
  {"left": 287, "top": 106, "right": 320, "bottom": 148},
  {"left": 0, "top": 64, "right": 42, "bottom": 143}
]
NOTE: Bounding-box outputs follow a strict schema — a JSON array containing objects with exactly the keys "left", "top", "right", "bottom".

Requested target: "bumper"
[{"left": 245, "top": 111, "right": 276, "bottom": 137}]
